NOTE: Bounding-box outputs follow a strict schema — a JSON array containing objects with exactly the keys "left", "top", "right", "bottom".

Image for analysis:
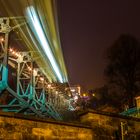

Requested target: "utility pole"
[
  {"left": 120, "top": 122, "right": 128, "bottom": 140},
  {"left": 121, "top": 122, "right": 124, "bottom": 140}
]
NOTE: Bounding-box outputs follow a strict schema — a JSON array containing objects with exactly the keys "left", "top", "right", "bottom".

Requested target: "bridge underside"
[{"left": 0, "top": 1, "right": 74, "bottom": 120}]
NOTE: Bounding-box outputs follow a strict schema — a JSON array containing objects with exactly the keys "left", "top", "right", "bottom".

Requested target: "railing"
[{"left": 120, "top": 107, "right": 140, "bottom": 118}]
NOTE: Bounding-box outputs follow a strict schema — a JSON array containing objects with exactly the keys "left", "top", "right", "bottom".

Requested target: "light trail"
[{"left": 26, "top": 6, "right": 64, "bottom": 83}]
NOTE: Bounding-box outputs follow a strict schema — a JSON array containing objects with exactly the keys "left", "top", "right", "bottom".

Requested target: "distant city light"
[
  {"left": 92, "top": 93, "right": 95, "bottom": 96},
  {"left": 74, "top": 95, "right": 78, "bottom": 100},
  {"left": 83, "top": 93, "right": 86, "bottom": 97},
  {"left": 71, "top": 89, "right": 75, "bottom": 92}
]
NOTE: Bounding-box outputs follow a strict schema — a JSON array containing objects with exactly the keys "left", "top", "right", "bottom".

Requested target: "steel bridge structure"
[{"left": 0, "top": 6, "right": 74, "bottom": 120}]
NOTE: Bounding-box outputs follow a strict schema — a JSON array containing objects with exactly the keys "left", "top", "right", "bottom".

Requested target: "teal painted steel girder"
[
  {"left": 120, "top": 107, "right": 140, "bottom": 117},
  {"left": 0, "top": 65, "right": 8, "bottom": 91}
]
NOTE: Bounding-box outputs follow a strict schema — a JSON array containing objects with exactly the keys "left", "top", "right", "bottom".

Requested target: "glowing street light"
[
  {"left": 28, "top": 66, "right": 32, "bottom": 71},
  {"left": 9, "top": 48, "right": 13, "bottom": 52},
  {"left": 74, "top": 95, "right": 78, "bottom": 100},
  {"left": 71, "top": 89, "right": 75, "bottom": 92}
]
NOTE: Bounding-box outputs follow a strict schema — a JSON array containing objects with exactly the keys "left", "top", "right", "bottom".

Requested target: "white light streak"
[{"left": 26, "top": 6, "right": 63, "bottom": 83}]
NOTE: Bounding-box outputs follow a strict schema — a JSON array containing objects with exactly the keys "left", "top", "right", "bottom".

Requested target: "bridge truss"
[{"left": 0, "top": 17, "right": 73, "bottom": 120}]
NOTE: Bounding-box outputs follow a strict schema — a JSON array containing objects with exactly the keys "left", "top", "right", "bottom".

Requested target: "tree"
[{"left": 105, "top": 34, "right": 140, "bottom": 108}]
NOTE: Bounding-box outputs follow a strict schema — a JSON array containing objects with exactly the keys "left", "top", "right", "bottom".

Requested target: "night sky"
[{"left": 57, "top": 0, "right": 140, "bottom": 90}]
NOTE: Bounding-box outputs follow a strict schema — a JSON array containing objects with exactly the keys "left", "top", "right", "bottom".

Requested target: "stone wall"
[
  {"left": 0, "top": 112, "right": 93, "bottom": 140},
  {"left": 1, "top": 110, "right": 140, "bottom": 140},
  {"left": 80, "top": 109, "right": 140, "bottom": 140}
]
